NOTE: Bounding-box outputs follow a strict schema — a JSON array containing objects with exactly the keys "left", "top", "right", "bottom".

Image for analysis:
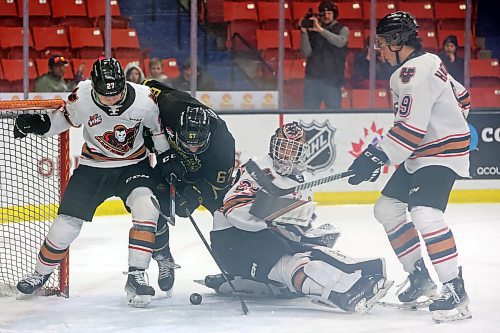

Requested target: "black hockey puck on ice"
[{"left": 190, "top": 293, "right": 202, "bottom": 305}]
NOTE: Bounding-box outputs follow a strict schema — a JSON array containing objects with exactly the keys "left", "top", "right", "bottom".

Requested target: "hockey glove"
[
  {"left": 348, "top": 144, "right": 388, "bottom": 185},
  {"left": 175, "top": 185, "right": 203, "bottom": 217},
  {"left": 158, "top": 149, "right": 187, "bottom": 182},
  {"left": 13, "top": 114, "right": 51, "bottom": 139}
]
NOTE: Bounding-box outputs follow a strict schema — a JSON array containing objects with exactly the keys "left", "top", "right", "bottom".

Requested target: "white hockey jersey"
[
  {"left": 212, "top": 155, "right": 313, "bottom": 232},
  {"left": 45, "top": 80, "right": 169, "bottom": 168},
  {"left": 379, "top": 52, "right": 471, "bottom": 177}
]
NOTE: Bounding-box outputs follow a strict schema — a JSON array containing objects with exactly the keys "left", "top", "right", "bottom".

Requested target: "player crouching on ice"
[
  {"left": 14, "top": 58, "right": 173, "bottom": 307},
  {"left": 206, "top": 122, "right": 393, "bottom": 313}
]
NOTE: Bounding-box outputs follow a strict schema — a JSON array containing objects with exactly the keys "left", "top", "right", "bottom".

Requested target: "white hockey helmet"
[{"left": 269, "top": 122, "right": 309, "bottom": 176}]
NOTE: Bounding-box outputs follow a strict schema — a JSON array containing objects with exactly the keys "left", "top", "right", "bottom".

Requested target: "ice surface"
[{"left": 1, "top": 203, "right": 499, "bottom": 333}]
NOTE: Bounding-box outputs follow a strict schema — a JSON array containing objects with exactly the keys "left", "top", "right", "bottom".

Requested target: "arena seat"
[
  {"left": 224, "top": 1, "right": 259, "bottom": 50},
  {"left": 52, "top": 0, "right": 92, "bottom": 27},
  {"left": 87, "top": 0, "right": 130, "bottom": 29},
  {"left": 0, "top": 27, "right": 34, "bottom": 59},
  {"left": 348, "top": 30, "right": 365, "bottom": 50},
  {"left": 469, "top": 87, "right": 500, "bottom": 108},
  {"left": 257, "top": 1, "right": 294, "bottom": 30},
  {"left": 71, "top": 58, "right": 95, "bottom": 80},
  {"left": 69, "top": 27, "right": 104, "bottom": 58},
  {"left": 363, "top": 1, "right": 398, "bottom": 21},
  {"left": 111, "top": 29, "right": 142, "bottom": 59},
  {"left": 32, "top": 26, "right": 71, "bottom": 58},
  {"left": 351, "top": 88, "right": 390, "bottom": 109},
  {"left": 0, "top": 0, "right": 21, "bottom": 26},
  {"left": 470, "top": 59, "right": 500, "bottom": 87},
  {"left": 17, "top": 0, "right": 52, "bottom": 26},
  {"left": 1, "top": 58, "right": 37, "bottom": 81}
]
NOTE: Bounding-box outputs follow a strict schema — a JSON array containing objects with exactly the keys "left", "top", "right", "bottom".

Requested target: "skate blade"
[
  {"left": 163, "top": 288, "right": 173, "bottom": 298},
  {"left": 126, "top": 292, "right": 152, "bottom": 308},
  {"left": 357, "top": 280, "right": 394, "bottom": 314},
  {"left": 376, "top": 299, "right": 431, "bottom": 311},
  {"left": 432, "top": 305, "right": 472, "bottom": 323}
]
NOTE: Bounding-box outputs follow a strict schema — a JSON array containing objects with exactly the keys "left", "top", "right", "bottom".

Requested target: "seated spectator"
[
  {"left": 352, "top": 38, "right": 394, "bottom": 88},
  {"left": 146, "top": 58, "right": 169, "bottom": 84},
  {"left": 171, "top": 58, "right": 215, "bottom": 91},
  {"left": 124, "top": 61, "right": 145, "bottom": 84},
  {"left": 35, "top": 55, "right": 82, "bottom": 92},
  {"left": 438, "top": 35, "right": 464, "bottom": 85}
]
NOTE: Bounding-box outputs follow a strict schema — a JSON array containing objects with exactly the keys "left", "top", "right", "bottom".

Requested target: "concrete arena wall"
[{"left": 1, "top": 92, "right": 498, "bottom": 218}]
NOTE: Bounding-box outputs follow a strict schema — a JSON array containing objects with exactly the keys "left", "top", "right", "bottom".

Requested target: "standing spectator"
[
  {"left": 352, "top": 38, "right": 395, "bottom": 88},
  {"left": 299, "top": 0, "right": 349, "bottom": 109},
  {"left": 438, "top": 35, "right": 464, "bottom": 85},
  {"left": 124, "top": 61, "right": 145, "bottom": 84},
  {"left": 171, "top": 58, "right": 215, "bottom": 91},
  {"left": 35, "top": 55, "right": 83, "bottom": 92},
  {"left": 147, "top": 58, "right": 169, "bottom": 84}
]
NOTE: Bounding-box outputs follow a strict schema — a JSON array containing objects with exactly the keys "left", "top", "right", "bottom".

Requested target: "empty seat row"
[{"left": 0, "top": 26, "right": 141, "bottom": 59}]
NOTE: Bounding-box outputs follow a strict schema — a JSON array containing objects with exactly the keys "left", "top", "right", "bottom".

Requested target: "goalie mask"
[
  {"left": 176, "top": 106, "right": 212, "bottom": 154},
  {"left": 269, "top": 122, "right": 309, "bottom": 176}
]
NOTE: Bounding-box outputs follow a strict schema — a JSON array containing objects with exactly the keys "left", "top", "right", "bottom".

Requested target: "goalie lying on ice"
[{"left": 208, "top": 122, "right": 393, "bottom": 313}]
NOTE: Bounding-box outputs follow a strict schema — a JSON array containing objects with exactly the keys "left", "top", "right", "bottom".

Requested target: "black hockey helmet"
[
  {"left": 376, "top": 11, "right": 419, "bottom": 48},
  {"left": 91, "top": 57, "right": 126, "bottom": 96},
  {"left": 269, "top": 122, "right": 309, "bottom": 176},
  {"left": 176, "top": 106, "right": 212, "bottom": 154}
]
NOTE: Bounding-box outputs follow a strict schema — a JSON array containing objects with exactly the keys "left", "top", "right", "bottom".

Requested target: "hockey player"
[
  {"left": 14, "top": 58, "right": 173, "bottom": 307},
  {"left": 209, "top": 122, "right": 393, "bottom": 313},
  {"left": 141, "top": 79, "right": 236, "bottom": 296},
  {"left": 347, "top": 12, "right": 472, "bottom": 323}
]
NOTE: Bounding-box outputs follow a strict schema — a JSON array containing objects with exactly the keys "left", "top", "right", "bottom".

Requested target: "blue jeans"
[{"left": 303, "top": 78, "right": 342, "bottom": 110}]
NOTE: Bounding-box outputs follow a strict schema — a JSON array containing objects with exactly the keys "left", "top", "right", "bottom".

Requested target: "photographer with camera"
[{"left": 299, "top": 0, "right": 349, "bottom": 109}]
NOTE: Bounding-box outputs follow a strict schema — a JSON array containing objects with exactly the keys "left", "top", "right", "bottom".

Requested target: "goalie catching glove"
[
  {"left": 348, "top": 144, "right": 388, "bottom": 185},
  {"left": 13, "top": 114, "right": 51, "bottom": 139}
]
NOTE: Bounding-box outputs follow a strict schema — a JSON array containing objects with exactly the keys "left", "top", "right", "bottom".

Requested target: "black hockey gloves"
[
  {"left": 175, "top": 185, "right": 203, "bottom": 217},
  {"left": 13, "top": 114, "right": 51, "bottom": 139},
  {"left": 158, "top": 149, "right": 187, "bottom": 182},
  {"left": 348, "top": 144, "right": 388, "bottom": 185}
]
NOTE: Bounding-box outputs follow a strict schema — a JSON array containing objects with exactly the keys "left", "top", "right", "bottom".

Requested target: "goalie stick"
[{"left": 245, "top": 160, "right": 354, "bottom": 196}]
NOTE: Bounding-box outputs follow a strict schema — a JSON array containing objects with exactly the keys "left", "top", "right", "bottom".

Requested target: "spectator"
[
  {"left": 124, "top": 61, "right": 145, "bottom": 84},
  {"left": 299, "top": 0, "right": 349, "bottom": 109},
  {"left": 147, "top": 58, "right": 169, "bottom": 84},
  {"left": 438, "top": 35, "right": 464, "bottom": 85},
  {"left": 352, "top": 38, "right": 395, "bottom": 88},
  {"left": 171, "top": 58, "right": 215, "bottom": 91},
  {"left": 35, "top": 55, "right": 82, "bottom": 92}
]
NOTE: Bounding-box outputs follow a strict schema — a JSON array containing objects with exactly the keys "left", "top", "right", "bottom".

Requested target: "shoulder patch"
[{"left": 399, "top": 67, "right": 416, "bottom": 84}]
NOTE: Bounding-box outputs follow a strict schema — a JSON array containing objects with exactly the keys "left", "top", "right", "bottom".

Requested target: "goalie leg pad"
[
  {"left": 375, "top": 195, "right": 422, "bottom": 273},
  {"left": 310, "top": 248, "right": 386, "bottom": 278},
  {"left": 36, "top": 214, "right": 84, "bottom": 275},
  {"left": 410, "top": 206, "right": 458, "bottom": 283},
  {"left": 126, "top": 187, "right": 158, "bottom": 269}
]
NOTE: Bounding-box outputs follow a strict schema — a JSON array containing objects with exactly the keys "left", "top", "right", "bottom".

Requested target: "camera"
[{"left": 300, "top": 9, "right": 323, "bottom": 29}]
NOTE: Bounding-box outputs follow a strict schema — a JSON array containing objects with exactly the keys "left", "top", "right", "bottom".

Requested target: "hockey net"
[{"left": 0, "top": 99, "right": 70, "bottom": 297}]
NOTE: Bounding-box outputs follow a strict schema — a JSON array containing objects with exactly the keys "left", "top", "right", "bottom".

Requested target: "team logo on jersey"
[
  {"left": 88, "top": 114, "right": 102, "bottom": 127},
  {"left": 300, "top": 120, "right": 336, "bottom": 172},
  {"left": 400, "top": 67, "right": 416, "bottom": 84},
  {"left": 95, "top": 123, "right": 141, "bottom": 156}
]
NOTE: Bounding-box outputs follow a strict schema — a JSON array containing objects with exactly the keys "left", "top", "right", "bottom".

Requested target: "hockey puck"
[{"left": 190, "top": 293, "right": 202, "bottom": 305}]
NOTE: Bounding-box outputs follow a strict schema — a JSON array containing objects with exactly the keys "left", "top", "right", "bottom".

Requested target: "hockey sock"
[
  {"left": 36, "top": 214, "right": 84, "bottom": 275},
  {"left": 411, "top": 206, "right": 459, "bottom": 282}
]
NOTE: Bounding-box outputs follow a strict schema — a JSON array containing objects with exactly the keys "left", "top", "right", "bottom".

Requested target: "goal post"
[{"left": 0, "top": 99, "right": 70, "bottom": 297}]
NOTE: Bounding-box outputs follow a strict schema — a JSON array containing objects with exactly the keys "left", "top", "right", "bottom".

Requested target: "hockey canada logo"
[
  {"left": 300, "top": 120, "right": 337, "bottom": 172},
  {"left": 96, "top": 123, "right": 140, "bottom": 156}
]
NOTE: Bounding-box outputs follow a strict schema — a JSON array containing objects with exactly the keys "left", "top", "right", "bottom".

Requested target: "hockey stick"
[
  {"left": 169, "top": 174, "right": 177, "bottom": 226},
  {"left": 185, "top": 208, "right": 249, "bottom": 315},
  {"left": 150, "top": 196, "right": 175, "bottom": 226},
  {"left": 245, "top": 160, "right": 355, "bottom": 196}
]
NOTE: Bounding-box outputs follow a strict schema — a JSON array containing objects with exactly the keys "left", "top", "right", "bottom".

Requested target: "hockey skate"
[
  {"left": 379, "top": 259, "right": 438, "bottom": 310},
  {"left": 17, "top": 271, "right": 52, "bottom": 295},
  {"left": 124, "top": 269, "right": 155, "bottom": 308},
  {"left": 301, "top": 224, "right": 341, "bottom": 248},
  {"left": 429, "top": 267, "right": 472, "bottom": 323},
  {"left": 312, "top": 275, "right": 393, "bottom": 314},
  {"left": 155, "top": 251, "right": 180, "bottom": 297}
]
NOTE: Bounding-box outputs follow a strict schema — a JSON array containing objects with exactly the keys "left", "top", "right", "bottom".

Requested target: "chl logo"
[{"left": 300, "top": 120, "right": 337, "bottom": 172}]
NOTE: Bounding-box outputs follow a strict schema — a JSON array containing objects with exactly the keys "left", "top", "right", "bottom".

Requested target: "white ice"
[{"left": 1, "top": 203, "right": 499, "bottom": 333}]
